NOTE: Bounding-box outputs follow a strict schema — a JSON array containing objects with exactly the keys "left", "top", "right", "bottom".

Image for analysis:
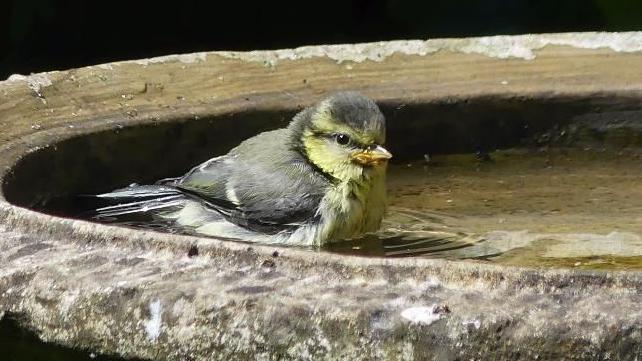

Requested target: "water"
[
  {"left": 68, "top": 148, "right": 642, "bottom": 270},
  {"left": 328, "top": 148, "right": 642, "bottom": 269}
]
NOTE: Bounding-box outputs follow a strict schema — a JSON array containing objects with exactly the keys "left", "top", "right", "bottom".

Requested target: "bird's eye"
[{"left": 334, "top": 133, "right": 351, "bottom": 146}]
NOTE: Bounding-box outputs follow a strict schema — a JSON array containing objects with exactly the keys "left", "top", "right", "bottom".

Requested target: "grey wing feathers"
[
  {"left": 175, "top": 129, "right": 329, "bottom": 232},
  {"left": 93, "top": 128, "right": 329, "bottom": 235},
  {"left": 166, "top": 155, "right": 233, "bottom": 201}
]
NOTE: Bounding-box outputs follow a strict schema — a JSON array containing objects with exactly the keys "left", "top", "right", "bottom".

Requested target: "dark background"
[{"left": 2, "top": 0, "right": 642, "bottom": 79}]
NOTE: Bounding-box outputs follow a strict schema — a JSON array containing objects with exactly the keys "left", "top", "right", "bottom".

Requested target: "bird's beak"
[{"left": 350, "top": 145, "right": 393, "bottom": 166}]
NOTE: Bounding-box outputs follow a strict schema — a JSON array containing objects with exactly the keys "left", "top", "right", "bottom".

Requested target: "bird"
[{"left": 92, "top": 91, "right": 392, "bottom": 247}]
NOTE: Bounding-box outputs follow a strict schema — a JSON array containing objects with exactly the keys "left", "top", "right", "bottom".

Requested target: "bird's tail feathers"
[{"left": 91, "top": 185, "right": 187, "bottom": 220}]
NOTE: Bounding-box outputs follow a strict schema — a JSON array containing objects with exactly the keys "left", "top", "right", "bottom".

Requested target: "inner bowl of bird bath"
[{"left": 4, "top": 95, "right": 642, "bottom": 270}]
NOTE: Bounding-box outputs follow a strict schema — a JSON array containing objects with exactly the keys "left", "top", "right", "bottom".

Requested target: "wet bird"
[{"left": 93, "top": 92, "right": 392, "bottom": 246}]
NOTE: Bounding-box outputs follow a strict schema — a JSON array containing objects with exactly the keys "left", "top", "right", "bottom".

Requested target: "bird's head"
[{"left": 290, "top": 92, "right": 392, "bottom": 182}]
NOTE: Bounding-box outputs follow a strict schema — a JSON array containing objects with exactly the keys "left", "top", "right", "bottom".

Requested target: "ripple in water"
[
  {"left": 63, "top": 149, "right": 642, "bottom": 269},
  {"left": 329, "top": 149, "right": 642, "bottom": 270}
]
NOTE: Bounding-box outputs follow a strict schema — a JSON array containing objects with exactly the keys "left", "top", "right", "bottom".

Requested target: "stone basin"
[{"left": 0, "top": 32, "right": 641, "bottom": 360}]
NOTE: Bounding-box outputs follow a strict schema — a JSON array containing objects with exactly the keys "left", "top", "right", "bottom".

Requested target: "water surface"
[
  {"left": 329, "top": 148, "right": 642, "bottom": 269},
  {"left": 61, "top": 148, "right": 642, "bottom": 270}
]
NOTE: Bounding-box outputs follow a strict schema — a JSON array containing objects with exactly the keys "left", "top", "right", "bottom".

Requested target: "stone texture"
[{"left": 0, "top": 33, "right": 641, "bottom": 360}]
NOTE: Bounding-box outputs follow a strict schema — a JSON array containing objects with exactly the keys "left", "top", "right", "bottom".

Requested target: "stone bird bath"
[{"left": 0, "top": 32, "right": 641, "bottom": 360}]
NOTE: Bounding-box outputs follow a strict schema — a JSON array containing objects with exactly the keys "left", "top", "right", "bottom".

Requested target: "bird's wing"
[{"left": 175, "top": 129, "right": 329, "bottom": 233}]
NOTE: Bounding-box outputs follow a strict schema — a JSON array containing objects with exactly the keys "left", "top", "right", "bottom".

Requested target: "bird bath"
[
  {"left": 0, "top": 33, "right": 641, "bottom": 360},
  {"left": 6, "top": 100, "right": 642, "bottom": 270}
]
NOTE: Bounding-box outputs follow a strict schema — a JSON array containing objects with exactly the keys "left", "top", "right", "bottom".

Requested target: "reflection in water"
[
  {"left": 79, "top": 149, "right": 642, "bottom": 270},
  {"left": 327, "top": 208, "right": 486, "bottom": 258},
  {"left": 330, "top": 206, "right": 642, "bottom": 268},
  {"left": 328, "top": 149, "right": 642, "bottom": 269}
]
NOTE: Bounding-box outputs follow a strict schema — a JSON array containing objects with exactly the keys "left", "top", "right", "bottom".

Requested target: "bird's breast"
[{"left": 317, "top": 173, "right": 386, "bottom": 243}]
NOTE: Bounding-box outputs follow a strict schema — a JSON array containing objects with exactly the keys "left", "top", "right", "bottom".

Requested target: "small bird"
[{"left": 93, "top": 92, "right": 392, "bottom": 246}]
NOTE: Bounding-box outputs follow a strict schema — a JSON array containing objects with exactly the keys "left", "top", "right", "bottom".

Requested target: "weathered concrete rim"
[
  {"left": 1, "top": 30, "right": 641, "bottom": 288},
  {"left": 4, "top": 31, "right": 642, "bottom": 77},
  {"left": 1, "top": 87, "right": 641, "bottom": 283},
  {"left": 1, "top": 33, "right": 641, "bottom": 360}
]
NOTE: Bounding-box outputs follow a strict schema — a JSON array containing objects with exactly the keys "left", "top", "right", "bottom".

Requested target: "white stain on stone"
[
  {"left": 144, "top": 299, "right": 163, "bottom": 341},
  {"left": 401, "top": 305, "right": 442, "bottom": 325},
  {"left": 59, "top": 289, "right": 80, "bottom": 318},
  {"left": 448, "top": 32, "right": 642, "bottom": 60},
  {"left": 5, "top": 73, "right": 53, "bottom": 96},
  {"left": 462, "top": 319, "right": 482, "bottom": 330},
  {"left": 43, "top": 32, "right": 641, "bottom": 73},
  {"left": 218, "top": 32, "right": 642, "bottom": 64},
  {"left": 220, "top": 41, "right": 430, "bottom": 64},
  {"left": 132, "top": 53, "right": 207, "bottom": 66},
  {"left": 6, "top": 33, "right": 640, "bottom": 82}
]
